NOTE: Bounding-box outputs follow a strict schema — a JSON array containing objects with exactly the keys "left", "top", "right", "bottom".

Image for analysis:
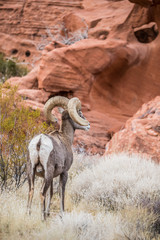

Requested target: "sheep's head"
[{"left": 44, "top": 96, "right": 90, "bottom": 131}]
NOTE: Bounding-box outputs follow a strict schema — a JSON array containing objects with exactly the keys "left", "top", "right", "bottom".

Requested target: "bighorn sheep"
[{"left": 27, "top": 96, "right": 90, "bottom": 220}]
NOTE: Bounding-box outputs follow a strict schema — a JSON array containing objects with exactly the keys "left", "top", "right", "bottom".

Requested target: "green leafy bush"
[
  {"left": 0, "top": 53, "right": 28, "bottom": 83},
  {"left": 0, "top": 83, "right": 51, "bottom": 190}
]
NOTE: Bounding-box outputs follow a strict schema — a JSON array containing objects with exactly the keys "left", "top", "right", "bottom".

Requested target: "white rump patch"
[
  {"left": 28, "top": 134, "right": 53, "bottom": 176},
  {"left": 28, "top": 135, "right": 41, "bottom": 169},
  {"left": 39, "top": 134, "right": 53, "bottom": 174}
]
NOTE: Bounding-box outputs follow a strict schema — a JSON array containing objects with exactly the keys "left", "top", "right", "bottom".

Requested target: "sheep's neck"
[{"left": 61, "top": 120, "right": 75, "bottom": 145}]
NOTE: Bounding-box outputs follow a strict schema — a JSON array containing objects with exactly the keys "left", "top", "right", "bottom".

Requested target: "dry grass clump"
[
  {"left": 0, "top": 153, "right": 160, "bottom": 240},
  {"left": 0, "top": 188, "right": 158, "bottom": 240},
  {"left": 0, "top": 188, "right": 42, "bottom": 240}
]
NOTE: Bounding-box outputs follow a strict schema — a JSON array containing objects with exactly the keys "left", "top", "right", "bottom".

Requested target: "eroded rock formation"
[
  {"left": 105, "top": 96, "right": 160, "bottom": 162},
  {"left": 1, "top": 0, "right": 160, "bottom": 154}
]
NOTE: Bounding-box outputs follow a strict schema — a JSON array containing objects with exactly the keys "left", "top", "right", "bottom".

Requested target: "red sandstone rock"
[
  {"left": 7, "top": 67, "right": 38, "bottom": 90},
  {"left": 23, "top": 100, "right": 44, "bottom": 112},
  {"left": 129, "top": 0, "right": 160, "bottom": 7},
  {"left": 17, "top": 89, "right": 51, "bottom": 103},
  {"left": 0, "top": 33, "right": 39, "bottom": 68},
  {"left": 2, "top": 0, "right": 160, "bottom": 154},
  {"left": 105, "top": 97, "right": 160, "bottom": 162},
  {"left": 63, "top": 13, "right": 87, "bottom": 35}
]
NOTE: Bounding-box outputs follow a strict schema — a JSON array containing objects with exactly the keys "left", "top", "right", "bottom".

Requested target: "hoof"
[{"left": 41, "top": 212, "right": 46, "bottom": 221}]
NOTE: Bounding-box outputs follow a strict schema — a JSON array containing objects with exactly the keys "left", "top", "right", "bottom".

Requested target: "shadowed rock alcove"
[{"left": 134, "top": 22, "right": 159, "bottom": 43}]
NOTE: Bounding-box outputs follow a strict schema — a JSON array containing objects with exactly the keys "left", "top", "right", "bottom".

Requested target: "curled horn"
[
  {"left": 68, "top": 97, "right": 89, "bottom": 126},
  {"left": 44, "top": 96, "right": 69, "bottom": 122}
]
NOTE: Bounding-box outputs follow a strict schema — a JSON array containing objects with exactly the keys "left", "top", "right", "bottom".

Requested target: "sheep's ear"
[{"left": 58, "top": 107, "right": 64, "bottom": 113}]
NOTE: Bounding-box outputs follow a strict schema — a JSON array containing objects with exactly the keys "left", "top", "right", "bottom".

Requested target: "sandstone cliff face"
[
  {"left": 1, "top": 0, "right": 160, "bottom": 154},
  {"left": 0, "top": 0, "right": 83, "bottom": 66}
]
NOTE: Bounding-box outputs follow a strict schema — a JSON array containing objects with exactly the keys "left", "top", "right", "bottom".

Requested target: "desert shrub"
[
  {"left": 0, "top": 53, "right": 28, "bottom": 83},
  {"left": 37, "top": 21, "right": 88, "bottom": 50},
  {"left": 119, "top": 207, "right": 159, "bottom": 240},
  {"left": 0, "top": 83, "right": 50, "bottom": 190},
  {"left": 69, "top": 154, "right": 160, "bottom": 213},
  {"left": 68, "top": 152, "right": 99, "bottom": 180}
]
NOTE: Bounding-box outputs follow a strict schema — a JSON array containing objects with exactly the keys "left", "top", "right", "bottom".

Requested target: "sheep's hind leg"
[
  {"left": 59, "top": 171, "right": 68, "bottom": 215},
  {"left": 27, "top": 175, "right": 31, "bottom": 215},
  {"left": 40, "top": 176, "right": 53, "bottom": 221},
  {"left": 46, "top": 180, "right": 53, "bottom": 217},
  {"left": 27, "top": 166, "right": 36, "bottom": 215}
]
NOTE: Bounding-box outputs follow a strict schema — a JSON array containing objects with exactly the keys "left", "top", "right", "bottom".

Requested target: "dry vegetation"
[
  {"left": 0, "top": 84, "right": 51, "bottom": 190},
  {"left": 0, "top": 53, "right": 28, "bottom": 83},
  {"left": 0, "top": 153, "right": 160, "bottom": 240},
  {"left": 0, "top": 83, "right": 160, "bottom": 239}
]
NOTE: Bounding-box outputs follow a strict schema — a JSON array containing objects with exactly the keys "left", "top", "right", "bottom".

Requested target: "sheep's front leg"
[{"left": 59, "top": 171, "right": 68, "bottom": 214}]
